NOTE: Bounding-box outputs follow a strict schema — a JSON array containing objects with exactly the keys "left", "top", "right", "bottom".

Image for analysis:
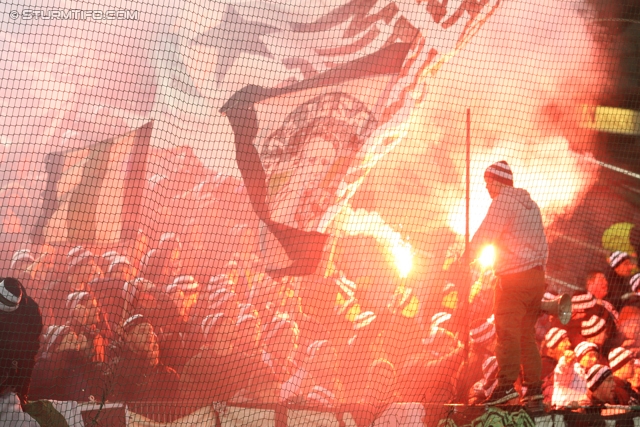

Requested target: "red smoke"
[{"left": 352, "top": 0, "right": 613, "bottom": 273}]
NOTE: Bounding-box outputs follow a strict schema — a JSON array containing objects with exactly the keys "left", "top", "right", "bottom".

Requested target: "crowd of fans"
[
  {"left": 467, "top": 250, "right": 640, "bottom": 413},
  {"left": 1, "top": 152, "right": 640, "bottom": 421},
  {"left": 0, "top": 232, "right": 466, "bottom": 425},
  {"left": 3, "top": 229, "right": 640, "bottom": 418}
]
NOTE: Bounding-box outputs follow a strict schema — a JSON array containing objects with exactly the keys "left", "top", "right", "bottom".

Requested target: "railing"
[{"left": 43, "top": 400, "right": 640, "bottom": 427}]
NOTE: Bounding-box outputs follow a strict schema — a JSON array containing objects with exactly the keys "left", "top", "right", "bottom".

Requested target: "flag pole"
[
  {"left": 465, "top": 109, "right": 470, "bottom": 271},
  {"left": 454, "top": 109, "right": 472, "bottom": 404},
  {"left": 461, "top": 108, "right": 472, "bottom": 403}
]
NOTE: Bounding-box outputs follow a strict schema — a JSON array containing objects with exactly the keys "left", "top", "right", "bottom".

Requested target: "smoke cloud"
[
  {"left": 0, "top": 0, "right": 614, "bottom": 285},
  {"left": 351, "top": 0, "right": 612, "bottom": 260}
]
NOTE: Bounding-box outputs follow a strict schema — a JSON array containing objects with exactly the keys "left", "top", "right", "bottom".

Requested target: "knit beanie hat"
[
  {"left": 469, "top": 315, "right": 496, "bottom": 345},
  {"left": 482, "top": 356, "right": 498, "bottom": 381},
  {"left": 65, "top": 291, "right": 92, "bottom": 311},
  {"left": 123, "top": 313, "right": 150, "bottom": 334},
  {"left": 571, "top": 292, "right": 597, "bottom": 312},
  {"left": 262, "top": 314, "right": 298, "bottom": 343},
  {"left": 42, "top": 325, "right": 72, "bottom": 354},
  {"left": 306, "top": 339, "right": 330, "bottom": 358},
  {"left": 10, "top": 249, "right": 34, "bottom": 270},
  {"left": 482, "top": 356, "right": 499, "bottom": 395},
  {"left": 171, "top": 275, "right": 199, "bottom": 293},
  {"left": 484, "top": 161, "right": 514, "bottom": 186},
  {"left": 0, "top": 279, "right": 22, "bottom": 313},
  {"left": 609, "top": 251, "right": 630, "bottom": 269},
  {"left": 336, "top": 276, "right": 356, "bottom": 299},
  {"left": 353, "top": 311, "right": 377, "bottom": 331},
  {"left": 431, "top": 312, "right": 452, "bottom": 328},
  {"left": 158, "top": 232, "right": 182, "bottom": 252},
  {"left": 575, "top": 341, "right": 599, "bottom": 360},
  {"left": 67, "top": 246, "right": 88, "bottom": 261},
  {"left": 236, "top": 313, "right": 259, "bottom": 334},
  {"left": 581, "top": 315, "right": 607, "bottom": 338},
  {"left": 336, "top": 296, "right": 357, "bottom": 317},
  {"left": 390, "top": 288, "right": 415, "bottom": 316},
  {"left": 631, "top": 273, "right": 640, "bottom": 293},
  {"left": 207, "top": 274, "right": 235, "bottom": 295},
  {"left": 208, "top": 289, "right": 238, "bottom": 313},
  {"left": 101, "top": 250, "right": 119, "bottom": 262},
  {"left": 123, "top": 278, "right": 155, "bottom": 309},
  {"left": 597, "top": 299, "right": 619, "bottom": 322},
  {"left": 545, "top": 327, "right": 568, "bottom": 349},
  {"left": 608, "top": 347, "right": 634, "bottom": 373},
  {"left": 587, "top": 364, "right": 613, "bottom": 392},
  {"left": 67, "top": 251, "right": 96, "bottom": 273},
  {"left": 140, "top": 249, "right": 157, "bottom": 272},
  {"left": 107, "top": 256, "right": 132, "bottom": 274},
  {"left": 238, "top": 303, "right": 258, "bottom": 318}
]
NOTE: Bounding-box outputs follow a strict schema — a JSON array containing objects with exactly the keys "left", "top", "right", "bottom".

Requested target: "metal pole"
[
  {"left": 453, "top": 109, "right": 473, "bottom": 404},
  {"left": 466, "top": 109, "right": 470, "bottom": 261},
  {"left": 462, "top": 108, "right": 472, "bottom": 403}
]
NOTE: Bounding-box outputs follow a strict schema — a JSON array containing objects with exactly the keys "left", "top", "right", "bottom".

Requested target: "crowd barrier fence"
[{"left": 40, "top": 400, "right": 640, "bottom": 427}]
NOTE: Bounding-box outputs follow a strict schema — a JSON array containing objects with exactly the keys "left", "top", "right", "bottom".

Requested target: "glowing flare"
[
  {"left": 342, "top": 207, "right": 414, "bottom": 279},
  {"left": 391, "top": 241, "right": 413, "bottom": 279},
  {"left": 478, "top": 245, "right": 496, "bottom": 269}
]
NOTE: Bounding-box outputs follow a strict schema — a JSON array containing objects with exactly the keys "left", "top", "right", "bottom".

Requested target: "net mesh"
[{"left": 0, "top": 0, "right": 639, "bottom": 425}]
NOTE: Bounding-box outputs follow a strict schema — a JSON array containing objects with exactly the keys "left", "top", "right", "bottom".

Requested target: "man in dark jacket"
[
  {"left": 0, "top": 278, "right": 40, "bottom": 426},
  {"left": 30, "top": 324, "right": 108, "bottom": 402},
  {"left": 0, "top": 278, "right": 43, "bottom": 405},
  {"left": 605, "top": 251, "right": 635, "bottom": 312},
  {"left": 585, "top": 364, "right": 617, "bottom": 411},
  {"left": 608, "top": 347, "right": 640, "bottom": 405},
  {"left": 108, "top": 314, "right": 179, "bottom": 402}
]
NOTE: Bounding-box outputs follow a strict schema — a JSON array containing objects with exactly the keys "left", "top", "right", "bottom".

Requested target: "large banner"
[
  {"left": 31, "top": 122, "right": 152, "bottom": 246},
  {"left": 209, "top": 0, "right": 501, "bottom": 276}
]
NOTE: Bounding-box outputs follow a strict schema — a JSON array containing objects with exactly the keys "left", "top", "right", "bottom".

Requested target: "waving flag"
[
  {"left": 221, "top": 43, "right": 411, "bottom": 277},
  {"left": 212, "top": 0, "right": 500, "bottom": 277},
  {"left": 31, "top": 121, "right": 152, "bottom": 246}
]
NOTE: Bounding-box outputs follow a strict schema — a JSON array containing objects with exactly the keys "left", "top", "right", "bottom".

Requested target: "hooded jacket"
[{"left": 470, "top": 187, "right": 548, "bottom": 276}]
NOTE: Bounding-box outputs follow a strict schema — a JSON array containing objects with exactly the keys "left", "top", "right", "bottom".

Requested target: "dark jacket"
[
  {"left": 613, "top": 376, "right": 640, "bottom": 405},
  {"left": 109, "top": 347, "right": 180, "bottom": 402},
  {"left": 605, "top": 267, "right": 631, "bottom": 312},
  {"left": 541, "top": 355, "right": 557, "bottom": 402},
  {"left": 30, "top": 350, "right": 108, "bottom": 402},
  {"left": 0, "top": 293, "right": 43, "bottom": 404}
]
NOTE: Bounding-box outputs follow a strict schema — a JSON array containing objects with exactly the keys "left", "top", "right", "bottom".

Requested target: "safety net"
[{"left": 1, "top": 0, "right": 640, "bottom": 426}]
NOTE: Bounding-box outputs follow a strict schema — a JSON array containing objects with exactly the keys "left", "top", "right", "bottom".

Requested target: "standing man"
[
  {"left": 466, "top": 161, "right": 548, "bottom": 407},
  {"left": 605, "top": 251, "right": 636, "bottom": 312}
]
